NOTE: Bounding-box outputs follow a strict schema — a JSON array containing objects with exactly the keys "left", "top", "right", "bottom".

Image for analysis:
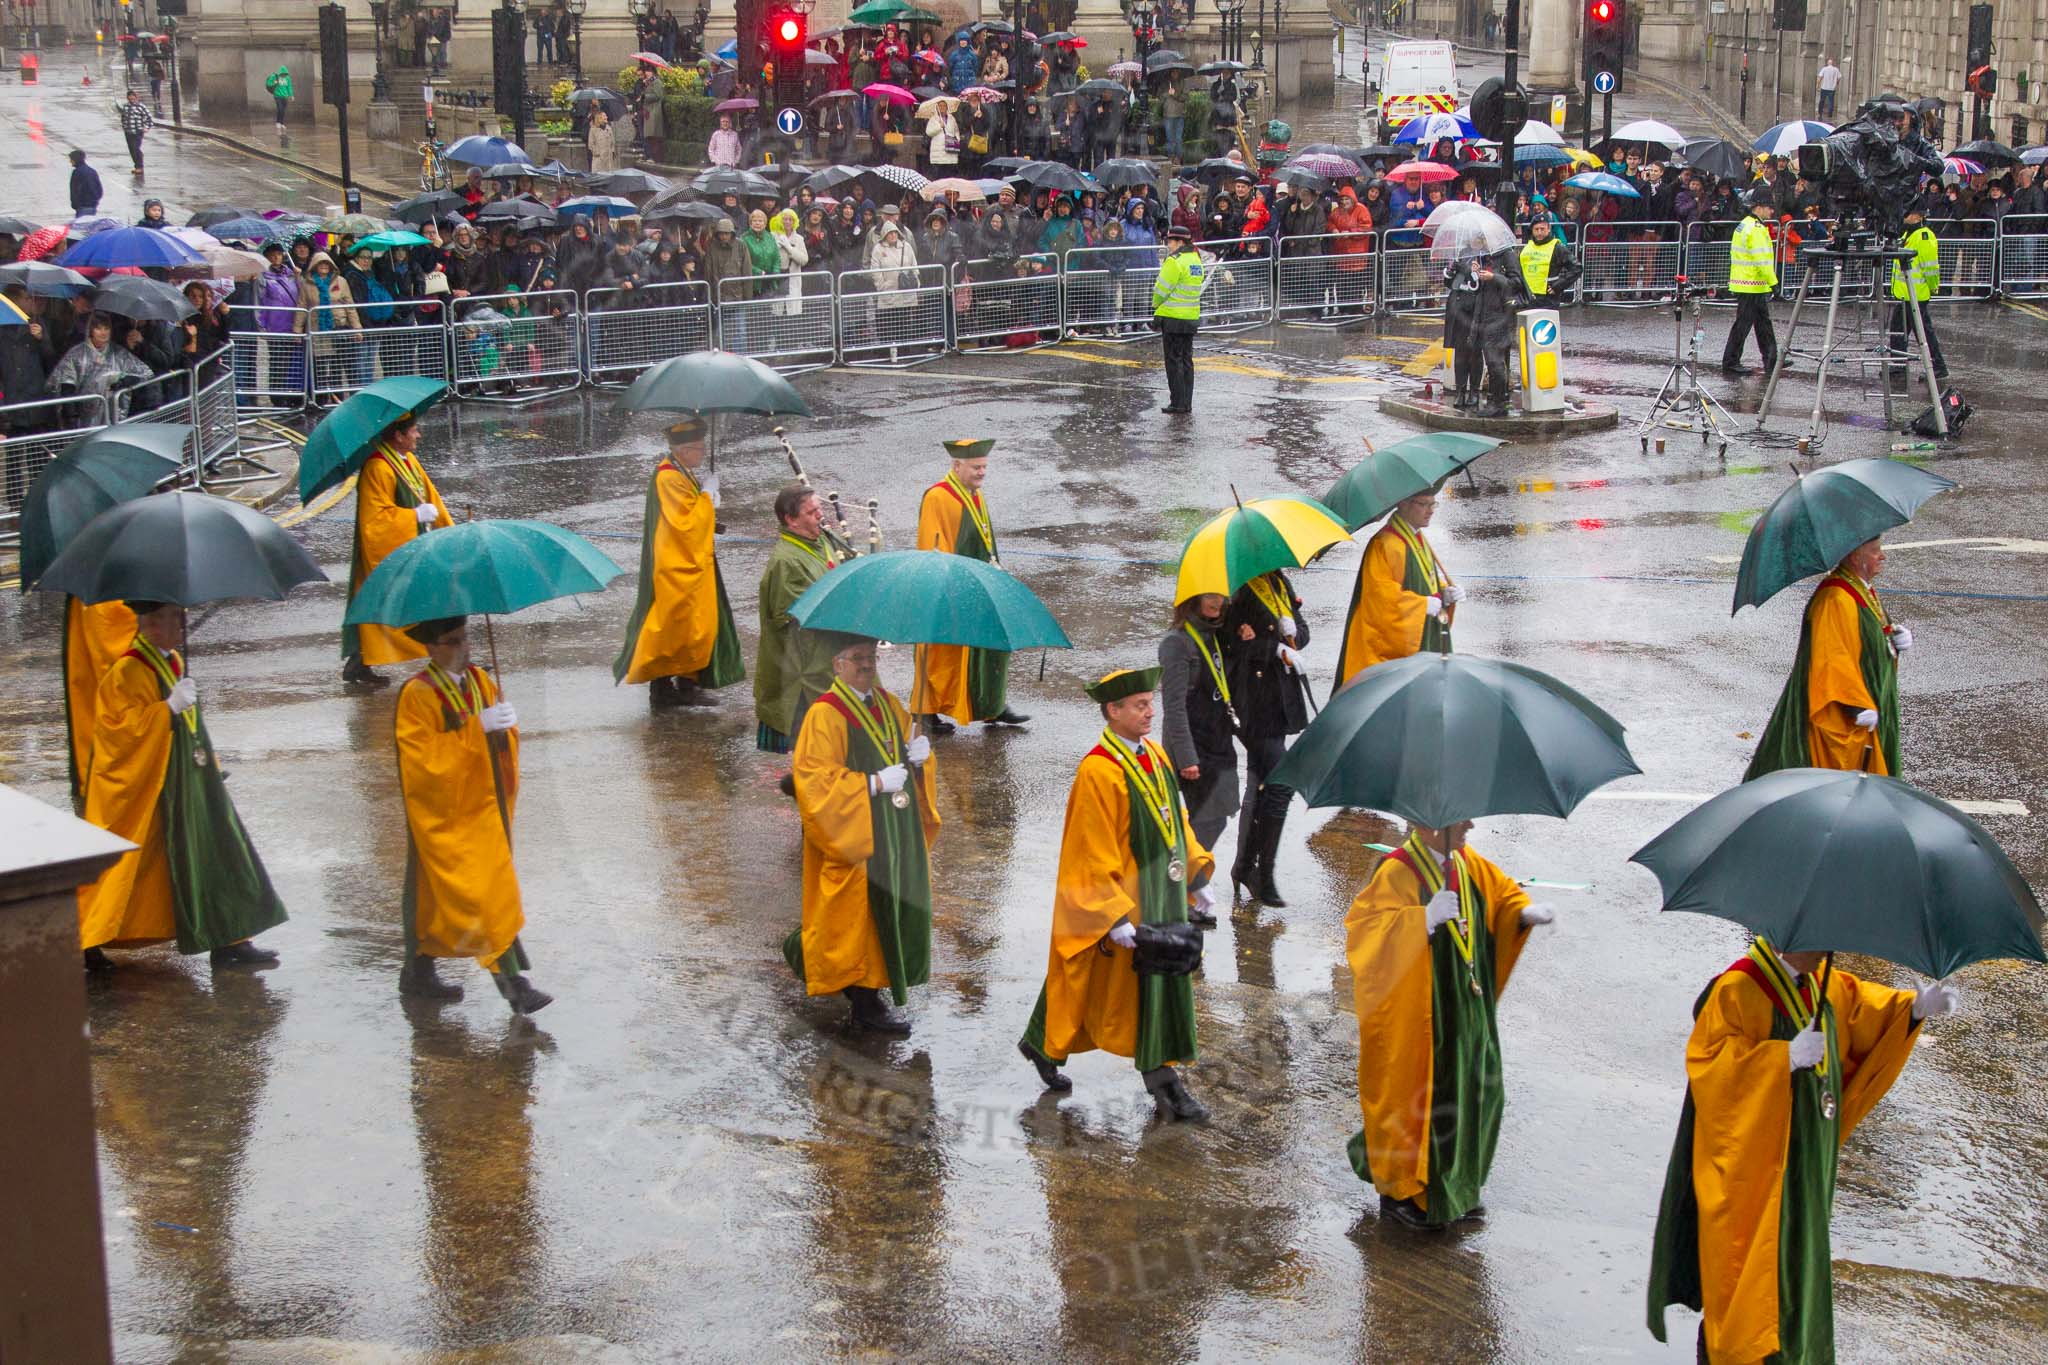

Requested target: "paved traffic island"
[{"left": 1378, "top": 390, "right": 1621, "bottom": 437}]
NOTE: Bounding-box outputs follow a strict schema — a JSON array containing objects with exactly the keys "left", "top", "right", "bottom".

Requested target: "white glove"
[
  {"left": 1423, "top": 595, "right": 1444, "bottom": 620},
  {"left": 1787, "top": 1027, "right": 1826, "bottom": 1071},
  {"left": 1424, "top": 888, "right": 1461, "bottom": 932},
  {"left": 870, "top": 764, "right": 909, "bottom": 795},
  {"left": 1440, "top": 582, "right": 1466, "bottom": 605},
  {"left": 1912, "top": 981, "right": 1956, "bottom": 1020},
  {"left": 1191, "top": 882, "right": 1217, "bottom": 916},
  {"left": 165, "top": 676, "right": 198, "bottom": 715},
  {"left": 1853, "top": 708, "right": 1879, "bottom": 730},
  {"left": 1890, "top": 625, "right": 1913, "bottom": 652},
  {"left": 1277, "top": 613, "right": 1297, "bottom": 641},
  {"left": 905, "top": 734, "right": 931, "bottom": 764},
  {"left": 1276, "top": 644, "right": 1303, "bottom": 671},
  {"left": 414, "top": 503, "right": 440, "bottom": 527},
  {"left": 1108, "top": 920, "right": 1138, "bottom": 949},
  {"left": 1519, "top": 902, "right": 1555, "bottom": 928},
  {"left": 479, "top": 701, "right": 517, "bottom": 733}
]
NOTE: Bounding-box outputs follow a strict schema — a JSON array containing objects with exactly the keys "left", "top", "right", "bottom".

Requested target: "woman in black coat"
[
  {"left": 1158, "top": 592, "right": 1239, "bottom": 927},
  {"left": 1221, "top": 570, "right": 1311, "bottom": 906}
]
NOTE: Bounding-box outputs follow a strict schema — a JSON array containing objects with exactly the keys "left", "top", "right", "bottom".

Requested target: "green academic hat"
[
  {"left": 817, "top": 629, "right": 878, "bottom": 657},
  {"left": 404, "top": 615, "right": 468, "bottom": 645},
  {"left": 667, "top": 416, "right": 708, "bottom": 441},
  {"left": 943, "top": 438, "right": 994, "bottom": 461},
  {"left": 1084, "top": 666, "right": 1161, "bottom": 704}
]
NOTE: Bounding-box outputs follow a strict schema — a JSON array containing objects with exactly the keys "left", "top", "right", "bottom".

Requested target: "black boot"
[
  {"left": 1378, "top": 1194, "right": 1436, "bottom": 1230},
  {"left": 83, "top": 946, "right": 115, "bottom": 973},
  {"left": 987, "top": 707, "right": 1031, "bottom": 726},
  {"left": 1142, "top": 1064, "right": 1208, "bottom": 1121},
  {"left": 777, "top": 771, "right": 797, "bottom": 798},
  {"left": 209, "top": 939, "right": 280, "bottom": 968},
  {"left": 496, "top": 972, "right": 554, "bottom": 1015},
  {"left": 673, "top": 676, "right": 717, "bottom": 708},
  {"left": 920, "top": 713, "right": 957, "bottom": 736},
  {"left": 845, "top": 985, "right": 912, "bottom": 1034},
  {"left": 1250, "top": 808, "right": 1288, "bottom": 908},
  {"left": 648, "top": 676, "right": 684, "bottom": 709},
  {"left": 342, "top": 655, "right": 388, "bottom": 689},
  {"left": 1019, "top": 1039, "right": 1072, "bottom": 1091},
  {"left": 399, "top": 954, "right": 464, "bottom": 1000}
]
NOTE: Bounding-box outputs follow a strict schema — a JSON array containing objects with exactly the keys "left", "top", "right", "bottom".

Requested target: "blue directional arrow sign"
[
  {"left": 1592, "top": 70, "right": 1617, "bottom": 94},
  {"left": 1532, "top": 317, "right": 1558, "bottom": 345},
  {"left": 776, "top": 106, "right": 804, "bottom": 136}
]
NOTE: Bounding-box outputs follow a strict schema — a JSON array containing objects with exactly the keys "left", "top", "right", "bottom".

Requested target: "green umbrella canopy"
[
  {"left": 343, "top": 519, "right": 623, "bottom": 626},
  {"left": 298, "top": 376, "right": 451, "bottom": 502},
  {"left": 31, "top": 491, "right": 326, "bottom": 607},
  {"left": 788, "top": 550, "right": 1071, "bottom": 651},
  {"left": 1732, "top": 457, "right": 1956, "bottom": 614},
  {"left": 1269, "top": 652, "right": 1641, "bottom": 826},
  {"left": 619, "top": 351, "right": 811, "bottom": 419},
  {"left": 1321, "top": 433, "right": 1501, "bottom": 531},
  {"left": 16, "top": 424, "right": 187, "bottom": 589},
  {"left": 319, "top": 213, "right": 386, "bottom": 238},
  {"left": 353, "top": 229, "right": 432, "bottom": 253},
  {"left": 1631, "top": 769, "right": 2045, "bottom": 979},
  {"left": 848, "top": 0, "right": 936, "bottom": 21}
]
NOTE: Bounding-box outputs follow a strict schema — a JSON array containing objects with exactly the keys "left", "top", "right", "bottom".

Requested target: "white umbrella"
[
  {"left": 1422, "top": 202, "right": 1517, "bottom": 264},
  {"left": 921, "top": 177, "right": 988, "bottom": 202},
  {"left": 1515, "top": 120, "right": 1565, "bottom": 146},
  {"left": 1611, "top": 119, "right": 1687, "bottom": 148}
]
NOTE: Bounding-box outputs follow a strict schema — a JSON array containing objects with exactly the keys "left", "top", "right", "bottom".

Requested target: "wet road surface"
[{"left": 4, "top": 58, "right": 2048, "bottom": 1365}]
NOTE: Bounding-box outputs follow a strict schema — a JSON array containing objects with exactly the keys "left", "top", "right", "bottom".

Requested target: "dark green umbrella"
[
  {"left": 1732, "top": 458, "right": 1956, "bottom": 614},
  {"left": 16, "top": 425, "right": 187, "bottom": 589},
  {"left": 788, "top": 550, "right": 1071, "bottom": 651},
  {"left": 31, "top": 491, "right": 326, "bottom": 607},
  {"left": 1321, "top": 433, "right": 1501, "bottom": 531},
  {"left": 298, "top": 376, "right": 450, "bottom": 501},
  {"left": 1631, "top": 769, "right": 2045, "bottom": 979},
  {"left": 342, "top": 519, "right": 623, "bottom": 627},
  {"left": 620, "top": 351, "right": 811, "bottom": 419},
  {"left": 1269, "top": 653, "right": 1641, "bottom": 826}
]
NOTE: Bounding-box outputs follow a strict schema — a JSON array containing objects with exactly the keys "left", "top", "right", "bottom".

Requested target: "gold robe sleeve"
[
  {"left": 910, "top": 486, "right": 976, "bottom": 722},
  {"left": 1050, "top": 753, "right": 1141, "bottom": 960},
  {"left": 1337, "top": 529, "right": 1426, "bottom": 686},
  {"left": 1823, "top": 967, "right": 1919, "bottom": 1140},
  {"left": 65, "top": 598, "right": 137, "bottom": 807},
  {"left": 76, "top": 655, "right": 177, "bottom": 949}
]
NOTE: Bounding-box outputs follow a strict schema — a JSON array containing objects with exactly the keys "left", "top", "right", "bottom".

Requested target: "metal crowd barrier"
[
  {"left": 584, "top": 282, "right": 713, "bottom": 383},
  {"left": 308, "top": 319, "right": 452, "bottom": 405},
  {"left": 1379, "top": 236, "right": 1447, "bottom": 313},
  {"left": 227, "top": 306, "right": 313, "bottom": 412},
  {"left": 450, "top": 289, "right": 581, "bottom": 401},
  {"left": 1579, "top": 220, "right": 1681, "bottom": 306},
  {"left": 1680, "top": 221, "right": 1740, "bottom": 302},
  {"left": 1061, "top": 243, "right": 1161, "bottom": 341},
  {"left": 0, "top": 394, "right": 113, "bottom": 545},
  {"left": 1999, "top": 219, "right": 2048, "bottom": 299},
  {"left": 1781, "top": 237, "right": 1880, "bottom": 303},
  {"left": 716, "top": 270, "right": 836, "bottom": 373},
  {"left": 951, "top": 257, "right": 1063, "bottom": 349},
  {"left": 836, "top": 263, "right": 950, "bottom": 368},
  {"left": 1929, "top": 219, "right": 1998, "bottom": 301},
  {"left": 1197, "top": 235, "right": 1279, "bottom": 334},
  {"left": 1276, "top": 230, "right": 1378, "bottom": 325}
]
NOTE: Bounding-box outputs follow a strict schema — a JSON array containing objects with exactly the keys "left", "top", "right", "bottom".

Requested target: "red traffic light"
[
  {"left": 772, "top": 12, "right": 804, "bottom": 47},
  {"left": 1589, "top": 0, "right": 1614, "bottom": 20}
]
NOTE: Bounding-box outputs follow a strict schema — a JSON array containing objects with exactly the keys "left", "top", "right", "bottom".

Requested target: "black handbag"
[{"left": 1132, "top": 921, "right": 1203, "bottom": 977}]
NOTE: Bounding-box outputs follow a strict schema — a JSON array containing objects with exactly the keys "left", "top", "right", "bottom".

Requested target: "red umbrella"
[
  {"left": 863, "top": 82, "right": 917, "bottom": 105},
  {"left": 1393, "top": 160, "right": 1461, "bottom": 184},
  {"left": 16, "top": 224, "right": 69, "bottom": 262},
  {"left": 631, "top": 51, "right": 673, "bottom": 68}
]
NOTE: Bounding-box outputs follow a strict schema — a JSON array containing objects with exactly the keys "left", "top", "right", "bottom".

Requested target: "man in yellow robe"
[
  {"left": 613, "top": 417, "right": 745, "bottom": 709},
  {"left": 910, "top": 438, "right": 1031, "bottom": 734},
  {"left": 393, "top": 615, "right": 551, "bottom": 1015},
  {"left": 75, "top": 601, "right": 288, "bottom": 971},
  {"left": 1335, "top": 487, "right": 1460, "bottom": 688},
  {"left": 1019, "top": 667, "right": 1216, "bottom": 1121},
  {"left": 786, "top": 632, "right": 939, "bottom": 1032},
  {"left": 1744, "top": 537, "right": 1905, "bottom": 780},
  {"left": 63, "top": 597, "right": 135, "bottom": 812},
  {"left": 1648, "top": 936, "right": 1949, "bottom": 1363},
  {"left": 1344, "top": 820, "right": 1550, "bottom": 1226},
  {"left": 343, "top": 412, "right": 452, "bottom": 687}
]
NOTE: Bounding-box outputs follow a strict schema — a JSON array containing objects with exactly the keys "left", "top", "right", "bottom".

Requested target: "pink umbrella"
[
  {"left": 1395, "top": 160, "right": 1461, "bottom": 184},
  {"left": 961, "top": 85, "right": 1007, "bottom": 102},
  {"left": 863, "top": 82, "right": 917, "bottom": 105},
  {"left": 714, "top": 97, "right": 759, "bottom": 113}
]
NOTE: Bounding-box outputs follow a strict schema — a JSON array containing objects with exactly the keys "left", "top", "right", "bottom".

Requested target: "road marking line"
[
  {"left": 1402, "top": 341, "right": 1446, "bottom": 376},
  {"left": 1587, "top": 790, "right": 2029, "bottom": 817}
]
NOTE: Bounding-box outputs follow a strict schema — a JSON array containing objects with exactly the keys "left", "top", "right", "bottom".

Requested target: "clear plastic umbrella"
[{"left": 1422, "top": 202, "right": 1516, "bottom": 264}]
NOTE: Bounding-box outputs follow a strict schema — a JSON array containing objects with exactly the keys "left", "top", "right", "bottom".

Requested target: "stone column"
[
  {"left": 0, "top": 786, "right": 132, "bottom": 1365},
  {"left": 1526, "top": 0, "right": 1574, "bottom": 91}
]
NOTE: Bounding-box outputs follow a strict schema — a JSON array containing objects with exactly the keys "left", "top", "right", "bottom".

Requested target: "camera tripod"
[
  {"left": 1637, "top": 277, "right": 1735, "bottom": 458},
  {"left": 1754, "top": 242, "right": 1947, "bottom": 447}
]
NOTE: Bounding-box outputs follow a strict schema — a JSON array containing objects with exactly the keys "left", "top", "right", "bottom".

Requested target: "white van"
[{"left": 1378, "top": 40, "right": 1460, "bottom": 133}]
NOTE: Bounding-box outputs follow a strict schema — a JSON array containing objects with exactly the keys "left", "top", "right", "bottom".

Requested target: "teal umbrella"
[
  {"left": 620, "top": 351, "right": 812, "bottom": 419},
  {"left": 297, "top": 376, "right": 450, "bottom": 501},
  {"left": 353, "top": 229, "right": 432, "bottom": 253},
  {"left": 788, "top": 550, "right": 1071, "bottom": 650},
  {"left": 16, "top": 424, "right": 187, "bottom": 589},
  {"left": 1321, "top": 433, "right": 1500, "bottom": 531},
  {"left": 1632, "top": 769, "right": 2045, "bottom": 979},
  {"left": 31, "top": 491, "right": 326, "bottom": 607},
  {"left": 1732, "top": 458, "right": 1956, "bottom": 614},
  {"left": 342, "top": 519, "right": 624, "bottom": 627},
  {"left": 1269, "top": 653, "right": 1640, "bottom": 826}
]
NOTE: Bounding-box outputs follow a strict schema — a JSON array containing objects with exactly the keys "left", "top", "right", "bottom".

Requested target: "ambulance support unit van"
[{"left": 1377, "top": 40, "right": 1460, "bottom": 133}]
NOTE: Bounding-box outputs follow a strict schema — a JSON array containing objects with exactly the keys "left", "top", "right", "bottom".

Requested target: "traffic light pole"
[{"left": 1492, "top": 0, "right": 1519, "bottom": 224}]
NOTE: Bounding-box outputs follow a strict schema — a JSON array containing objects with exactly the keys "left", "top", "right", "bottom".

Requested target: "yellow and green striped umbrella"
[{"left": 1174, "top": 495, "right": 1350, "bottom": 605}]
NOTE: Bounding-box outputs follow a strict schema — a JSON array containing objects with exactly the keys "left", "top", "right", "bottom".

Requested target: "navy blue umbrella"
[{"left": 443, "top": 134, "right": 533, "bottom": 167}]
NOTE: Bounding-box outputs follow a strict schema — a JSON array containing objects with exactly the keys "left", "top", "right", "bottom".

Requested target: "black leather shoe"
[
  {"left": 1719, "top": 364, "right": 1753, "bottom": 377},
  {"left": 777, "top": 772, "right": 797, "bottom": 798},
  {"left": 399, "top": 954, "right": 464, "bottom": 1000},
  {"left": 845, "top": 986, "right": 912, "bottom": 1034},
  {"left": 83, "top": 946, "right": 115, "bottom": 973},
  {"left": 920, "top": 713, "right": 957, "bottom": 736},
  {"left": 1477, "top": 400, "right": 1509, "bottom": 418},
  {"left": 210, "top": 940, "right": 280, "bottom": 968},
  {"left": 342, "top": 656, "right": 389, "bottom": 689},
  {"left": 1186, "top": 904, "right": 1218, "bottom": 928},
  {"left": 1457, "top": 1202, "right": 1488, "bottom": 1223},
  {"left": 1379, "top": 1195, "right": 1436, "bottom": 1229},
  {"left": 1161, "top": 405, "right": 1191, "bottom": 415},
  {"left": 1143, "top": 1065, "right": 1208, "bottom": 1121},
  {"left": 499, "top": 973, "right": 554, "bottom": 1015},
  {"left": 1019, "top": 1039, "right": 1072, "bottom": 1091},
  {"left": 988, "top": 708, "right": 1031, "bottom": 726},
  {"left": 674, "top": 679, "right": 717, "bottom": 708}
]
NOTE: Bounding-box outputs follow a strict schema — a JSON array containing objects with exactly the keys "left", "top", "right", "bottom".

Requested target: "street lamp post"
[
  {"left": 502, "top": 0, "right": 528, "bottom": 152},
  {"left": 565, "top": 0, "right": 585, "bottom": 88},
  {"left": 368, "top": 0, "right": 390, "bottom": 102},
  {"left": 1214, "top": 0, "right": 1242, "bottom": 64}
]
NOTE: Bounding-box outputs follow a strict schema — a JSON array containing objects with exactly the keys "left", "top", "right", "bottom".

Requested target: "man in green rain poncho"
[
  {"left": 754, "top": 484, "right": 844, "bottom": 787},
  {"left": 1019, "top": 667, "right": 1216, "bottom": 1121},
  {"left": 784, "top": 632, "right": 939, "bottom": 1032}
]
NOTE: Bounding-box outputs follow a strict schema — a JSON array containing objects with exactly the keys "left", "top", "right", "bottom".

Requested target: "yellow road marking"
[
  {"left": 2006, "top": 298, "right": 2048, "bottom": 323},
  {"left": 276, "top": 475, "right": 352, "bottom": 528},
  {"left": 1402, "top": 341, "right": 1447, "bottom": 376},
  {"left": 1022, "top": 345, "right": 1375, "bottom": 383}
]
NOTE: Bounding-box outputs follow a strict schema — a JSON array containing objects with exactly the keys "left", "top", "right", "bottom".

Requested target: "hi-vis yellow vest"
[
  {"left": 1520, "top": 237, "right": 1559, "bottom": 295},
  {"left": 1889, "top": 225, "right": 1939, "bottom": 302},
  {"left": 1152, "top": 247, "right": 1204, "bottom": 320},
  {"left": 1728, "top": 216, "right": 1778, "bottom": 294}
]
